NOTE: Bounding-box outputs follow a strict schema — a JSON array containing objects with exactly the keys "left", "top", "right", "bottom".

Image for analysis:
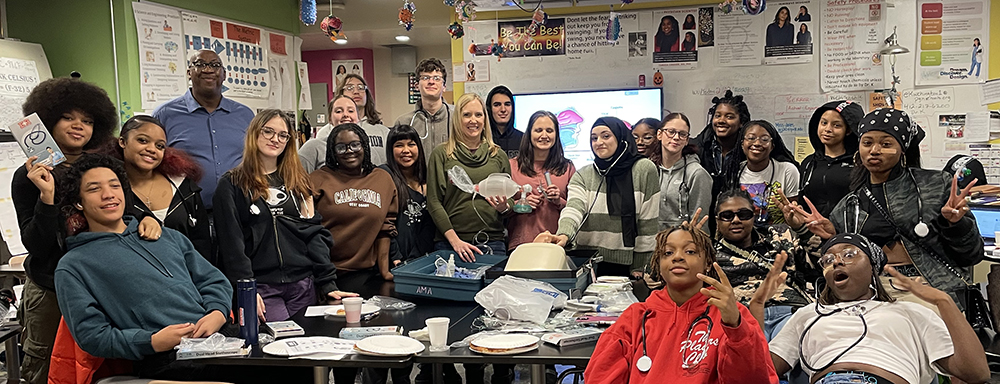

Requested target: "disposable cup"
[
  {"left": 343, "top": 297, "right": 363, "bottom": 323},
  {"left": 426, "top": 317, "right": 450, "bottom": 352}
]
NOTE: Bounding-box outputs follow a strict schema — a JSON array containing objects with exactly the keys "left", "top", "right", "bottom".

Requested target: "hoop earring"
[
  {"left": 853, "top": 152, "right": 861, "bottom": 164},
  {"left": 75, "top": 203, "right": 83, "bottom": 210}
]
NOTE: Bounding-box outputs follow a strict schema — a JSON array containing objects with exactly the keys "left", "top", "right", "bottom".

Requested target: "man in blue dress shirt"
[{"left": 153, "top": 49, "right": 254, "bottom": 210}]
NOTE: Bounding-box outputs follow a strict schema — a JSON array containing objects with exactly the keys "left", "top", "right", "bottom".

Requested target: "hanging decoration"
[
  {"left": 717, "top": 0, "right": 738, "bottom": 14},
  {"left": 488, "top": 39, "right": 504, "bottom": 61},
  {"left": 447, "top": 22, "right": 465, "bottom": 39},
  {"left": 443, "top": 0, "right": 457, "bottom": 6},
  {"left": 456, "top": 1, "right": 477, "bottom": 22},
  {"left": 301, "top": 0, "right": 317, "bottom": 25},
  {"left": 320, "top": 15, "right": 345, "bottom": 41},
  {"left": 526, "top": 7, "right": 548, "bottom": 35},
  {"left": 468, "top": 39, "right": 504, "bottom": 62},
  {"left": 621, "top": 0, "right": 635, "bottom": 4},
  {"left": 742, "top": 0, "right": 766, "bottom": 15},
  {"left": 399, "top": 0, "right": 416, "bottom": 31},
  {"left": 606, "top": 12, "right": 621, "bottom": 43}
]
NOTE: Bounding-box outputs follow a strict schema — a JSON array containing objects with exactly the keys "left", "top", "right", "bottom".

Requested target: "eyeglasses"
[
  {"left": 334, "top": 141, "right": 364, "bottom": 155},
  {"left": 343, "top": 84, "right": 367, "bottom": 92},
  {"left": 419, "top": 75, "right": 444, "bottom": 83},
  {"left": 819, "top": 249, "right": 861, "bottom": 269},
  {"left": 660, "top": 129, "right": 690, "bottom": 139},
  {"left": 260, "top": 127, "right": 292, "bottom": 143},
  {"left": 717, "top": 208, "right": 754, "bottom": 222},
  {"left": 191, "top": 61, "right": 223, "bottom": 70},
  {"left": 744, "top": 135, "right": 772, "bottom": 144},
  {"left": 633, "top": 134, "right": 655, "bottom": 142}
]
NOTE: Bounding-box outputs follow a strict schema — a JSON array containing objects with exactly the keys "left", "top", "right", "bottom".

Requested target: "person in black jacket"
[
  {"left": 692, "top": 90, "right": 751, "bottom": 233},
  {"left": 486, "top": 85, "right": 521, "bottom": 160},
  {"left": 798, "top": 100, "right": 863, "bottom": 218},
  {"left": 213, "top": 109, "right": 356, "bottom": 323},
  {"left": 113, "top": 115, "right": 213, "bottom": 263},
  {"left": 10, "top": 77, "right": 161, "bottom": 384}
]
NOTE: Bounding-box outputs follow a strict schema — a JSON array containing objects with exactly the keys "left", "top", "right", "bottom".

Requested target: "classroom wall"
[
  {"left": 302, "top": 48, "right": 377, "bottom": 102},
  {"left": 7, "top": 0, "right": 301, "bottom": 120}
]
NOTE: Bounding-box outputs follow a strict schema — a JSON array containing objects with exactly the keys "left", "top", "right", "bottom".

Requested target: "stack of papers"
[{"left": 263, "top": 336, "right": 357, "bottom": 360}]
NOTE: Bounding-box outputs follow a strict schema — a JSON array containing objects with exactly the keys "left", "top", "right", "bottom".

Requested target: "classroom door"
[{"left": 306, "top": 83, "right": 329, "bottom": 138}]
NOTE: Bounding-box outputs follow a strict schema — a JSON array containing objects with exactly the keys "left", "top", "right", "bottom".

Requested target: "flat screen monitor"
[{"left": 512, "top": 88, "right": 663, "bottom": 170}]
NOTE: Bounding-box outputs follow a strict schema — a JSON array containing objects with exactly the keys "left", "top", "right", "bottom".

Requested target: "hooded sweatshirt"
[
  {"left": 585, "top": 288, "right": 779, "bottom": 384},
  {"left": 657, "top": 153, "right": 713, "bottom": 229},
  {"left": 54, "top": 217, "right": 232, "bottom": 360},
  {"left": 300, "top": 118, "right": 389, "bottom": 173},
  {"left": 486, "top": 86, "right": 523, "bottom": 160},
  {"left": 798, "top": 101, "right": 862, "bottom": 218}
]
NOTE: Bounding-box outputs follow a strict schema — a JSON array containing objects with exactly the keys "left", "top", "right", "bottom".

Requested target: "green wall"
[{"left": 7, "top": 0, "right": 299, "bottom": 120}]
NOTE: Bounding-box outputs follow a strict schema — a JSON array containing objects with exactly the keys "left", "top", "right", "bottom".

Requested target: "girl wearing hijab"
[
  {"left": 654, "top": 15, "right": 680, "bottom": 53},
  {"left": 782, "top": 109, "right": 984, "bottom": 311},
  {"left": 735, "top": 120, "right": 799, "bottom": 227},
  {"left": 535, "top": 117, "right": 660, "bottom": 277},
  {"left": 767, "top": 233, "right": 989, "bottom": 384}
]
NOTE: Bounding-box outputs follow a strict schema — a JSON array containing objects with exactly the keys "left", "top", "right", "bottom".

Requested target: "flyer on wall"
[
  {"left": 332, "top": 60, "right": 364, "bottom": 90},
  {"left": 133, "top": 2, "right": 187, "bottom": 110},
  {"left": 916, "top": 0, "right": 989, "bottom": 85},
  {"left": 820, "top": 0, "right": 885, "bottom": 92},
  {"left": 763, "top": 0, "right": 815, "bottom": 65},
  {"left": 715, "top": 4, "right": 765, "bottom": 66},
  {"left": 651, "top": 9, "right": 699, "bottom": 69}
]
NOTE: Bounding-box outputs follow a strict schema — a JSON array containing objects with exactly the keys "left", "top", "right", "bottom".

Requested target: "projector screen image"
[{"left": 512, "top": 88, "right": 663, "bottom": 170}]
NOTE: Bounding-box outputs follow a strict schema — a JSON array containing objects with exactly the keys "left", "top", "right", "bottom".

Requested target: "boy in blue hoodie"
[{"left": 53, "top": 154, "right": 309, "bottom": 382}]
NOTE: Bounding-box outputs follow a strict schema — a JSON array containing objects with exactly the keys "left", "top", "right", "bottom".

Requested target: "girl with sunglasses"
[
  {"left": 215, "top": 110, "right": 356, "bottom": 323},
  {"left": 585, "top": 223, "right": 778, "bottom": 384},
  {"left": 710, "top": 189, "right": 811, "bottom": 342}
]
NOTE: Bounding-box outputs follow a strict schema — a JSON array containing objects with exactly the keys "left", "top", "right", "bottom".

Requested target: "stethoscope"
[
  {"left": 571, "top": 141, "right": 627, "bottom": 244},
  {"left": 636, "top": 306, "right": 713, "bottom": 372},
  {"left": 409, "top": 104, "right": 451, "bottom": 140},
  {"left": 658, "top": 156, "right": 691, "bottom": 221},
  {"left": 851, "top": 168, "right": 928, "bottom": 237},
  {"left": 798, "top": 292, "right": 879, "bottom": 373}
]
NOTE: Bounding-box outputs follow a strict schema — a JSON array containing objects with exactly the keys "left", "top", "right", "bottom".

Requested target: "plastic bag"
[
  {"left": 475, "top": 275, "right": 568, "bottom": 324},
  {"left": 177, "top": 333, "right": 245, "bottom": 351},
  {"left": 367, "top": 295, "right": 416, "bottom": 310},
  {"left": 596, "top": 289, "right": 639, "bottom": 313}
]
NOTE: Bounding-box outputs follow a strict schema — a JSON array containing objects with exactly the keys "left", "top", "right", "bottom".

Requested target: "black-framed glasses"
[
  {"left": 260, "top": 127, "right": 292, "bottom": 143},
  {"left": 744, "top": 135, "right": 772, "bottom": 144},
  {"left": 334, "top": 141, "right": 364, "bottom": 155},
  {"left": 419, "top": 75, "right": 444, "bottom": 82},
  {"left": 191, "top": 61, "right": 223, "bottom": 70},
  {"left": 717, "top": 208, "right": 754, "bottom": 222},
  {"left": 343, "top": 84, "right": 367, "bottom": 92},
  {"left": 660, "top": 129, "right": 690, "bottom": 139}
]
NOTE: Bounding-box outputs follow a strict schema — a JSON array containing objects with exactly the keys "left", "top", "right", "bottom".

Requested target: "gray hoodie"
[
  {"left": 299, "top": 118, "right": 388, "bottom": 173},
  {"left": 657, "top": 153, "right": 714, "bottom": 229}
]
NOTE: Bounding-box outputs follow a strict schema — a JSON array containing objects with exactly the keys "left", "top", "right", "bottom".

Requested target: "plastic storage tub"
[{"left": 393, "top": 250, "right": 507, "bottom": 301}]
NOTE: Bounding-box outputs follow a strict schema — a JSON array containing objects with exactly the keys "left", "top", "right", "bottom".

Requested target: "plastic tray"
[{"left": 393, "top": 250, "right": 507, "bottom": 301}]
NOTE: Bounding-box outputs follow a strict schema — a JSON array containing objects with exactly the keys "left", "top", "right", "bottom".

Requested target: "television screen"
[{"left": 512, "top": 88, "right": 663, "bottom": 170}]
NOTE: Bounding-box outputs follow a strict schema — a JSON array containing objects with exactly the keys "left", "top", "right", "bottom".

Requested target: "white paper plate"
[
  {"left": 354, "top": 335, "right": 425, "bottom": 356},
  {"left": 471, "top": 334, "right": 540, "bottom": 350},
  {"left": 324, "top": 303, "right": 380, "bottom": 318},
  {"left": 261, "top": 337, "right": 308, "bottom": 356},
  {"left": 470, "top": 342, "right": 540, "bottom": 355}
]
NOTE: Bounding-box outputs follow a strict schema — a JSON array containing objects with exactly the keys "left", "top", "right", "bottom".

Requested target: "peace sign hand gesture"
[
  {"left": 682, "top": 207, "right": 709, "bottom": 231},
  {"left": 780, "top": 194, "right": 836, "bottom": 240},
  {"left": 941, "top": 173, "right": 976, "bottom": 224},
  {"left": 697, "top": 262, "right": 741, "bottom": 327}
]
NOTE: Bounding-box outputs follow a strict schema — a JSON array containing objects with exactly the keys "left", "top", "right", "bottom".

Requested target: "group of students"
[{"left": 7, "top": 49, "right": 995, "bottom": 384}]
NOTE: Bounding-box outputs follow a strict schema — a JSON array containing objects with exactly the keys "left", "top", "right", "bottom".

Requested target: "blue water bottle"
[{"left": 236, "top": 279, "right": 259, "bottom": 346}]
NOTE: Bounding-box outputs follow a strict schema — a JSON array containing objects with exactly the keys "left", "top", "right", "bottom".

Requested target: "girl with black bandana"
[
  {"left": 535, "top": 117, "right": 660, "bottom": 277},
  {"left": 780, "top": 109, "right": 984, "bottom": 312}
]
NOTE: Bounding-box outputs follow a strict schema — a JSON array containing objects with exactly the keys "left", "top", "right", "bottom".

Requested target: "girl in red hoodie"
[{"left": 585, "top": 223, "right": 779, "bottom": 384}]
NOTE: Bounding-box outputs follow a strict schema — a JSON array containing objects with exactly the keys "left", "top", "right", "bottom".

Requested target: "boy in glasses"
[{"left": 394, "top": 58, "right": 454, "bottom": 152}]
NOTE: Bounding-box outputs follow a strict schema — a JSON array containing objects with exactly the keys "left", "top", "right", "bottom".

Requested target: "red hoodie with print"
[{"left": 585, "top": 288, "right": 779, "bottom": 384}]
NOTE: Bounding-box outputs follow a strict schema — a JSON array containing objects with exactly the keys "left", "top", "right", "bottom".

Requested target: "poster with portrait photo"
[
  {"left": 463, "top": 60, "right": 489, "bottom": 83},
  {"left": 763, "top": 1, "right": 814, "bottom": 65},
  {"left": 652, "top": 9, "right": 699, "bottom": 69},
  {"left": 331, "top": 59, "right": 364, "bottom": 91},
  {"left": 628, "top": 32, "right": 647, "bottom": 58}
]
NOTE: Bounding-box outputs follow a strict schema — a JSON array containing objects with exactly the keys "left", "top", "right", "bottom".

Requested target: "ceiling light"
[
  {"left": 334, "top": 38, "right": 348, "bottom": 45},
  {"left": 395, "top": 35, "right": 411, "bottom": 42}
]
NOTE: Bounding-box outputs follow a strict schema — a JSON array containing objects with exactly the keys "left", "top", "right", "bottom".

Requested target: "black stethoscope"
[
  {"left": 636, "top": 306, "right": 713, "bottom": 372},
  {"left": 409, "top": 104, "right": 451, "bottom": 140},
  {"left": 659, "top": 156, "right": 691, "bottom": 221},
  {"left": 798, "top": 294, "right": 878, "bottom": 373},
  {"left": 853, "top": 168, "right": 929, "bottom": 237}
]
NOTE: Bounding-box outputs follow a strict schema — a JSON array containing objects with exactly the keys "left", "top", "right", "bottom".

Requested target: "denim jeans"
[{"left": 763, "top": 305, "right": 795, "bottom": 342}]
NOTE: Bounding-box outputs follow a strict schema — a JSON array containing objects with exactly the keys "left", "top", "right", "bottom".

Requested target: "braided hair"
[{"left": 649, "top": 223, "right": 718, "bottom": 283}]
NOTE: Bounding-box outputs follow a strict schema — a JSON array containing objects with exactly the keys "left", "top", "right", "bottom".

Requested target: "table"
[
  {"left": 0, "top": 324, "right": 21, "bottom": 384},
  {"left": 204, "top": 280, "right": 598, "bottom": 384}
]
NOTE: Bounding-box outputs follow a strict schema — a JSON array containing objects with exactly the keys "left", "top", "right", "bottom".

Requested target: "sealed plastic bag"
[
  {"left": 367, "top": 295, "right": 416, "bottom": 310},
  {"left": 474, "top": 276, "right": 567, "bottom": 324}
]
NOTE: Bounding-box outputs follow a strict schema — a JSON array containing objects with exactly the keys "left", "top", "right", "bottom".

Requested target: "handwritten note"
[
  {"left": 981, "top": 79, "right": 1000, "bottom": 105},
  {"left": 901, "top": 88, "right": 954, "bottom": 117},
  {"left": 774, "top": 94, "right": 827, "bottom": 120}
]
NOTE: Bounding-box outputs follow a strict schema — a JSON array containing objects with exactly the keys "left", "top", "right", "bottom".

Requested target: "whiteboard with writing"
[{"left": 462, "top": 0, "right": 986, "bottom": 170}]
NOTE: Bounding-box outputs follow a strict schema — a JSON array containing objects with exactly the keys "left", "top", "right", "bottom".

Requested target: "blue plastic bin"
[{"left": 393, "top": 250, "right": 507, "bottom": 301}]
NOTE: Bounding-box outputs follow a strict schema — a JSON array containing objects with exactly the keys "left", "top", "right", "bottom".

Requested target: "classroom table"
[
  {"left": 0, "top": 323, "right": 21, "bottom": 384},
  {"left": 202, "top": 280, "right": 600, "bottom": 384}
]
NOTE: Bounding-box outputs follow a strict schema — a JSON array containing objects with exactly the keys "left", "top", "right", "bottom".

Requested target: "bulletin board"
[
  {"left": 458, "top": 0, "right": 993, "bottom": 171},
  {"left": 136, "top": 1, "right": 298, "bottom": 112}
]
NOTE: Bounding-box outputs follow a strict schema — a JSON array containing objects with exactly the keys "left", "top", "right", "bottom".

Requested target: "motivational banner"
[{"left": 498, "top": 18, "right": 566, "bottom": 58}]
